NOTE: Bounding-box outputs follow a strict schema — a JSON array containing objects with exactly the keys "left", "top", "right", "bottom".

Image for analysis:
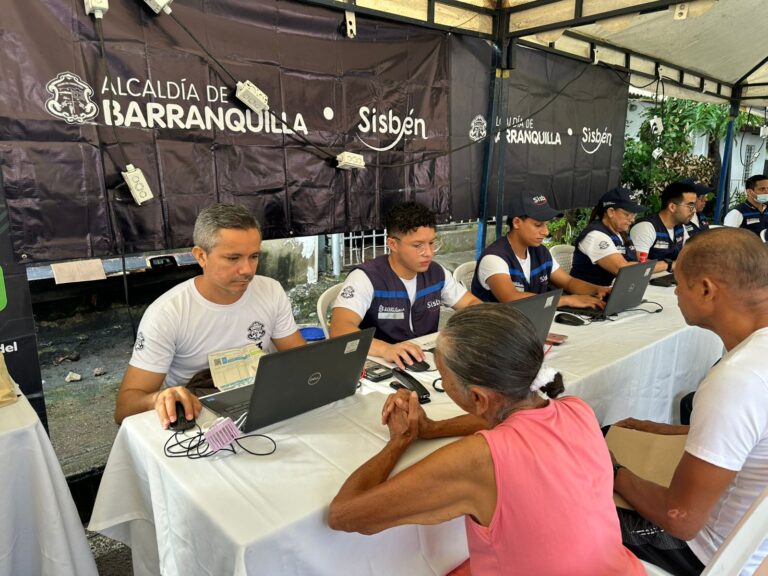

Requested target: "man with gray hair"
[
  {"left": 115, "top": 204, "right": 305, "bottom": 428},
  {"left": 612, "top": 227, "right": 768, "bottom": 575}
]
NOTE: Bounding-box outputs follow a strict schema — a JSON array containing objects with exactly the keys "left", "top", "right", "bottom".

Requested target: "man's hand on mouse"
[
  {"left": 382, "top": 341, "right": 425, "bottom": 370},
  {"left": 560, "top": 294, "right": 606, "bottom": 309},
  {"left": 153, "top": 386, "right": 202, "bottom": 429}
]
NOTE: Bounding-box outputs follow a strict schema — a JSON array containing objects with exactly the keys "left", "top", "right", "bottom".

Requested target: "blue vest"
[
  {"left": 685, "top": 213, "right": 709, "bottom": 238},
  {"left": 356, "top": 256, "right": 444, "bottom": 344},
  {"left": 471, "top": 236, "right": 553, "bottom": 302},
  {"left": 571, "top": 220, "right": 637, "bottom": 286},
  {"left": 733, "top": 202, "right": 768, "bottom": 236},
  {"left": 639, "top": 213, "right": 685, "bottom": 261}
]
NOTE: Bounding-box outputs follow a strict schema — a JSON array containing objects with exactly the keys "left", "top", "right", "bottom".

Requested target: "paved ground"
[{"left": 39, "top": 250, "right": 476, "bottom": 574}]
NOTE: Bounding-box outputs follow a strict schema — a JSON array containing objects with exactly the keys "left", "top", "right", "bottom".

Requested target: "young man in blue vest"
[
  {"left": 630, "top": 181, "right": 696, "bottom": 268},
  {"left": 470, "top": 192, "right": 609, "bottom": 308},
  {"left": 330, "top": 202, "right": 480, "bottom": 369},
  {"left": 724, "top": 174, "right": 768, "bottom": 237},
  {"left": 571, "top": 187, "right": 669, "bottom": 286},
  {"left": 682, "top": 179, "right": 712, "bottom": 239}
]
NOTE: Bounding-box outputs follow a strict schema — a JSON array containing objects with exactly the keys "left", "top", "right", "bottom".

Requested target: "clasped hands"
[{"left": 380, "top": 388, "right": 431, "bottom": 445}]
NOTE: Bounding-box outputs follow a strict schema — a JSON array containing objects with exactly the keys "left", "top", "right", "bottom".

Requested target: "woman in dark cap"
[{"left": 571, "top": 187, "right": 668, "bottom": 286}]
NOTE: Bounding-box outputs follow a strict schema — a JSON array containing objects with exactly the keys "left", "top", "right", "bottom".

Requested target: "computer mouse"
[
  {"left": 554, "top": 312, "right": 587, "bottom": 327},
  {"left": 405, "top": 359, "right": 431, "bottom": 372},
  {"left": 169, "top": 401, "right": 196, "bottom": 431}
]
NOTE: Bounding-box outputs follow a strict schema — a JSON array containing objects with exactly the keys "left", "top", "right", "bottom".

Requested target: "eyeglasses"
[
  {"left": 674, "top": 202, "right": 697, "bottom": 211},
  {"left": 390, "top": 236, "right": 443, "bottom": 255}
]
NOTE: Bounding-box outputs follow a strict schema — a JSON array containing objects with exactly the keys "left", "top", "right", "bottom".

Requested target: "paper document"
[
  {"left": 51, "top": 259, "right": 107, "bottom": 284},
  {"left": 606, "top": 426, "right": 687, "bottom": 510},
  {"left": 208, "top": 344, "right": 265, "bottom": 391}
]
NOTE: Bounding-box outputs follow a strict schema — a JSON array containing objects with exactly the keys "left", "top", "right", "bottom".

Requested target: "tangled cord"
[{"left": 163, "top": 425, "right": 277, "bottom": 460}]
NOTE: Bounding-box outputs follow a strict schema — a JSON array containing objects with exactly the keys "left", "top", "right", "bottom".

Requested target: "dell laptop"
[
  {"left": 200, "top": 328, "right": 374, "bottom": 432},
  {"left": 558, "top": 261, "right": 656, "bottom": 319},
  {"left": 505, "top": 289, "right": 563, "bottom": 343}
]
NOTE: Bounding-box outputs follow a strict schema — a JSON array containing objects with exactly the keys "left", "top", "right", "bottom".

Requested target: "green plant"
[
  {"left": 621, "top": 97, "right": 765, "bottom": 212},
  {"left": 547, "top": 208, "right": 592, "bottom": 246}
]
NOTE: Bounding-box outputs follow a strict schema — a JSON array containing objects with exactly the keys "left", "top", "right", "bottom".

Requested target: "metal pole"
[
  {"left": 714, "top": 90, "right": 741, "bottom": 224},
  {"left": 331, "top": 233, "right": 342, "bottom": 277},
  {"left": 475, "top": 12, "right": 505, "bottom": 260}
]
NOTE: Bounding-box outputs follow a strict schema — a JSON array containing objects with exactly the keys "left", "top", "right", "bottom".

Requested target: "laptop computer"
[
  {"left": 505, "top": 289, "right": 563, "bottom": 343},
  {"left": 200, "top": 328, "right": 374, "bottom": 432},
  {"left": 558, "top": 261, "right": 656, "bottom": 319}
]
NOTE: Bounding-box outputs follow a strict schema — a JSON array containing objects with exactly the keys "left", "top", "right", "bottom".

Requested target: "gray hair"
[
  {"left": 193, "top": 204, "right": 261, "bottom": 252},
  {"left": 438, "top": 304, "right": 564, "bottom": 408}
]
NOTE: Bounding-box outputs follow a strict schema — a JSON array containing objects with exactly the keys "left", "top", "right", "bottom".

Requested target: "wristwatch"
[
  {"left": 664, "top": 259, "right": 673, "bottom": 272},
  {"left": 613, "top": 463, "right": 624, "bottom": 480}
]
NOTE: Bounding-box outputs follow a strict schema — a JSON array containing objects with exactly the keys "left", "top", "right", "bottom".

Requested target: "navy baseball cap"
[
  {"left": 681, "top": 178, "right": 713, "bottom": 197},
  {"left": 510, "top": 193, "right": 562, "bottom": 221},
  {"left": 599, "top": 186, "right": 646, "bottom": 213}
]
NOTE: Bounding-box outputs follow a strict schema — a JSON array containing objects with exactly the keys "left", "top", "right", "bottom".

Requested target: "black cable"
[
  {"left": 167, "top": 11, "right": 238, "bottom": 85},
  {"left": 603, "top": 65, "right": 659, "bottom": 90},
  {"left": 164, "top": 426, "right": 276, "bottom": 458},
  {"left": 106, "top": 188, "right": 138, "bottom": 340},
  {"left": 94, "top": 17, "right": 131, "bottom": 169}
]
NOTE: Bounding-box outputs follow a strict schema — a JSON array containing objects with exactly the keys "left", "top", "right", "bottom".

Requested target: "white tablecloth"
[
  {"left": 0, "top": 395, "right": 98, "bottom": 576},
  {"left": 90, "top": 390, "right": 468, "bottom": 576},
  {"left": 89, "top": 284, "right": 723, "bottom": 576}
]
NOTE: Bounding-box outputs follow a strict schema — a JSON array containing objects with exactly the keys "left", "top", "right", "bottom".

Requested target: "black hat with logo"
[
  {"left": 510, "top": 192, "right": 563, "bottom": 221},
  {"left": 599, "top": 186, "right": 646, "bottom": 213}
]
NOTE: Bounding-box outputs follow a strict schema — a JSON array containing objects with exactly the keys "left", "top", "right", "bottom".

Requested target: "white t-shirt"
[
  {"left": 723, "top": 209, "right": 745, "bottom": 228},
  {"left": 477, "top": 249, "right": 560, "bottom": 291},
  {"left": 577, "top": 230, "right": 623, "bottom": 264},
  {"left": 629, "top": 220, "right": 690, "bottom": 255},
  {"left": 332, "top": 265, "right": 465, "bottom": 331},
  {"left": 686, "top": 327, "right": 768, "bottom": 573},
  {"left": 129, "top": 276, "right": 298, "bottom": 387}
]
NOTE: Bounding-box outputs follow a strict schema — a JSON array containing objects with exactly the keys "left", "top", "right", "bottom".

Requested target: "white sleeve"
[
  {"left": 686, "top": 366, "right": 768, "bottom": 471},
  {"left": 550, "top": 254, "right": 560, "bottom": 274},
  {"left": 723, "top": 209, "right": 744, "bottom": 228},
  {"left": 439, "top": 265, "right": 467, "bottom": 308},
  {"left": 332, "top": 269, "right": 374, "bottom": 320},
  {"left": 269, "top": 282, "right": 300, "bottom": 340},
  {"left": 477, "top": 254, "right": 512, "bottom": 290},
  {"left": 128, "top": 302, "right": 178, "bottom": 376},
  {"left": 629, "top": 221, "right": 657, "bottom": 254},
  {"left": 577, "top": 230, "right": 619, "bottom": 264}
]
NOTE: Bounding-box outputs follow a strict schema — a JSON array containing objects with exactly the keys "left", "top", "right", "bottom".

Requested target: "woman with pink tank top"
[{"left": 329, "top": 303, "right": 643, "bottom": 575}]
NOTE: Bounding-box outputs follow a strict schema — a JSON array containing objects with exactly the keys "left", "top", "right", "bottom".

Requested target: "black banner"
[
  {"left": 499, "top": 47, "right": 628, "bottom": 212},
  {"left": 0, "top": 0, "right": 451, "bottom": 262},
  {"left": 450, "top": 41, "right": 628, "bottom": 218},
  {"left": 0, "top": 198, "right": 47, "bottom": 427}
]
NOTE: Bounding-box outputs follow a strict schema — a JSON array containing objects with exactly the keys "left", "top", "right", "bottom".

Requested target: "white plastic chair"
[
  {"left": 316, "top": 283, "right": 343, "bottom": 337},
  {"left": 453, "top": 261, "right": 477, "bottom": 290},
  {"left": 641, "top": 485, "right": 768, "bottom": 575},
  {"left": 550, "top": 244, "right": 575, "bottom": 274}
]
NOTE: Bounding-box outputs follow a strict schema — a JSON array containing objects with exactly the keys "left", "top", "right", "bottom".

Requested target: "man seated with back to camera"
[
  {"left": 114, "top": 203, "right": 305, "bottom": 429},
  {"left": 611, "top": 227, "right": 768, "bottom": 575},
  {"left": 571, "top": 186, "right": 669, "bottom": 286},
  {"left": 629, "top": 181, "right": 697, "bottom": 270},
  {"left": 470, "top": 192, "right": 609, "bottom": 307},
  {"left": 329, "top": 304, "right": 644, "bottom": 575},
  {"left": 329, "top": 201, "right": 480, "bottom": 369}
]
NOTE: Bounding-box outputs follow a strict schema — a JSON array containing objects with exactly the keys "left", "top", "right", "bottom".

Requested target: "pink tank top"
[{"left": 466, "top": 397, "right": 644, "bottom": 576}]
